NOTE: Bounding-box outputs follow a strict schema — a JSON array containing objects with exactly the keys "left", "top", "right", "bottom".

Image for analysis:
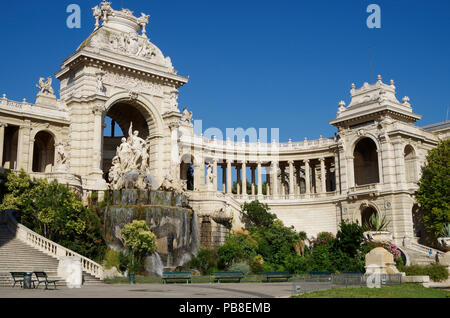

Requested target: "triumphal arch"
[{"left": 0, "top": 1, "right": 448, "bottom": 249}]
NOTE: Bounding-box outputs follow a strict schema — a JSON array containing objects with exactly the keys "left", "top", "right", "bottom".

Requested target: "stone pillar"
[
  {"left": 393, "top": 140, "right": 406, "bottom": 187},
  {"left": 271, "top": 161, "right": 279, "bottom": 197},
  {"left": 236, "top": 164, "right": 241, "bottom": 195},
  {"left": 241, "top": 161, "right": 247, "bottom": 197},
  {"left": 334, "top": 151, "right": 340, "bottom": 193},
  {"left": 16, "top": 126, "right": 25, "bottom": 170},
  {"left": 257, "top": 161, "right": 263, "bottom": 197},
  {"left": 320, "top": 158, "right": 327, "bottom": 193},
  {"left": 0, "top": 123, "right": 6, "bottom": 166},
  {"left": 266, "top": 166, "right": 271, "bottom": 196},
  {"left": 251, "top": 166, "right": 256, "bottom": 196},
  {"left": 91, "top": 105, "right": 104, "bottom": 175},
  {"left": 288, "top": 160, "right": 294, "bottom": 198},
  {"left": 304, "top": 159, "right": 310, "bottom": 195},
  {"left": 222, "top": 164, "right": 226, "bottom": 193},
  {"left": 226, "top": 160, "right": 232, "bottom": 194},
  {"left": 347, "top": 156, "right": 355, "bottom": 188}
]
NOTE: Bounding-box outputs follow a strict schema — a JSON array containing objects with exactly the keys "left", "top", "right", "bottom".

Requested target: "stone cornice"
[{"left": 56, "top": 51, "right": 188, "bottom": 88}]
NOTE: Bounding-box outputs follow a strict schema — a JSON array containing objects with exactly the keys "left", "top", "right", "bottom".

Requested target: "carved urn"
[{"left": 363, "top": 231, "right": 393, "bottom": 247}]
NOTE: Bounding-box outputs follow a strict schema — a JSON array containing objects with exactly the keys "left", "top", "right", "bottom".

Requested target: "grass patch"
[{"left": 295, "top": 284, "right": 450, "bottom": 298}]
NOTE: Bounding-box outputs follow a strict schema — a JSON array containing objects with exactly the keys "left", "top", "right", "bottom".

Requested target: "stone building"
[{"left": 1, "top": 1, "right": 449, "bottom": 250}]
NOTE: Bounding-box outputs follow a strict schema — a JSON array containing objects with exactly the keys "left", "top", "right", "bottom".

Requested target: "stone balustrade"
[{"left": 4, "top": 211, "right": 104, "bottom": 280}]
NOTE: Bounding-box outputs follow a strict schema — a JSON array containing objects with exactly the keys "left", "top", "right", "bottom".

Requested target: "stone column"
[
  {"left": 347, "top": 156, "right": 355, "bottom": 188},
  {"left": 320, "top": 158, "right": 327, "bottom": 193},
  {"left": 393, "top": 140, "right": 406, "bottom": 187},
  {"left": 288, "top": 160, "right": 294, "bottom": 198},
  {"left": 271, "top": 161, "right": 279, "bottom": 197},
  {"left": 241, "top": 161, "right": 247, "bottom": 197},
  {"left": 16, "top": 126, "right": 25, "bottom": 170},
  {"left": 226, "top": 160, "right": 232, "bottom": 194},
  {"left": 251, "top": 166, "right": 256, "bottom": 196},
  {"left": 334, "top": 151, "right": 340, "bottom": 193},
  {"left": 304, "top": 159, "right": 311, "bottom": 195},
  {"left": 236, "top": 164, "right": 241, "bottom": 195},
  {"left": 91, "top": 104, "right": 104, "bottom": 175},
  {"left": 0, "top": 123, "right": 7, "bottom": 166},
  {"left": 257, "top": 161, "right": 263, "bottom": 197},
  {"left": 222, "top": 164, "right": 226, "bottom": 193},
  {"left": 266, "top": 166, "right": 271, "bottom": 196}
]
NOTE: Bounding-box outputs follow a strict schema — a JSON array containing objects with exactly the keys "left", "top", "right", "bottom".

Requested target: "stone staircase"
[{"left": 0, "top": 224, "right": 103, "bottom": 287}]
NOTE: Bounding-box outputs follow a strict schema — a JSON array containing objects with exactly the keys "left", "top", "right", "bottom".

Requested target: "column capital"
[
  {"left": 304, "top": 159, "right": 310, "bottom": 164},
  {"left": 92, "top": 104, "right": 105, "bottom": 115},
  {"left": 288, "top": 160, "right": 294, "bottom": 165},
  {"left": 319, "top": 157, "right": 325, "bottom": 163},
  {"left": 0, "top": 122, "right": 8, "bottom": 128}
]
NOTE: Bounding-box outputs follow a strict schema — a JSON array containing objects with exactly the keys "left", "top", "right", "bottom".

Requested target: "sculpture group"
[{"left": 108, "top": 123, "right": 152, "bottom": 190}]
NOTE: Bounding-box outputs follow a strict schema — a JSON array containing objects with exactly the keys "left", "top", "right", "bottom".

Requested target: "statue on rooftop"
[{"left": 36, "top": 77, "right": 54, "bottom": 95}]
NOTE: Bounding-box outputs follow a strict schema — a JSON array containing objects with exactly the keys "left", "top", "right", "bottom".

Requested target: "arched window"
[
  {"left": 353, "top": 138, "right": 380, "bottom": 186},
  {"left": 404, "top": 145, "right": 417, "bottom": 183}
]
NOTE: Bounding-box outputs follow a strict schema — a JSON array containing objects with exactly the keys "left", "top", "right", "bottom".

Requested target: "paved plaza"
[{"left": 0, "top": 282, "right": 298, "bottom": 298}]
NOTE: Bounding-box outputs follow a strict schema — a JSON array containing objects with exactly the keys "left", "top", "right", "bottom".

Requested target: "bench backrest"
[
  {"left": 34, "top": 272, "right": 48, "bottom": 280},
  {"left": 10, "top": 272, "right": 26, "bottom": 279},
  {"left": 162, "top": 272, "right": 191, "bottom": 278},
  {"left": 309, "top": 271, "right": 330, "bottom": 275},
  {"left": 264, "top": 271, "right": 291, "bottom": 276},
  {"left": 214, "top": 271, "right": 244, "bottom": 277}
]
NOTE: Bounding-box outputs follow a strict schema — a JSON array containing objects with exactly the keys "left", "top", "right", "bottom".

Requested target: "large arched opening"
[
  {"left": 102, "top": 100, "right": 153, "bottom": 182},
  {"left": 32, "top": 131, "right": 55, "bottom": 173},
  {"left": 353, "top": 137, "right": 380, "bottom": 186}
]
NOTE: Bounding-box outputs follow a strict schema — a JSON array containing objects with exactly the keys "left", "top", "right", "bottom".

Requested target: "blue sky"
[{"left": 0, "top": 0, "right": 449, "bottom": 142}]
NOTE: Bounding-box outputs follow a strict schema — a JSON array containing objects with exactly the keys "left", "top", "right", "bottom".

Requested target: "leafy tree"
[
  {"left": 334, "top": 220, "right": 364, "bottom": 258},
  {"left": 251, "top": 220, "right": 299, "bottom": 269},
  {"left": 217, "top": 232, "right": 258, "bottom": 269},
  {"left": 121, "top": 220, "right": 157, "bottom": 274},
  {"left": 0, "top": 170, "right": 106, "bottom": 261},
  {"left": 241, "top": 200, "right": 276, "bottom": 228},
  {"left": 417, "top": 139, "right": 450, "bottom": 239}
]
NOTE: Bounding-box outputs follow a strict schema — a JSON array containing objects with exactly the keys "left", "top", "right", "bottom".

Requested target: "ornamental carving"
[{"left": 102, "top": 71, "right": 163, "bottom": 97}]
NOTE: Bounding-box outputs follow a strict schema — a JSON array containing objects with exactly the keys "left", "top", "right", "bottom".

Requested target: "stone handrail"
[{"left": 3, "top": 211, "right": 104, "bottom": 280}]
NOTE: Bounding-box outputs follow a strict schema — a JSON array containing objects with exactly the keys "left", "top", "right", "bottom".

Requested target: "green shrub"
[
  {"left": 284, "top": 254, "right": 309, "bottom": 274},
  {"left": 228, "top": 261, "right": 250, "bottom": 275},
  {"left": 249, "top": 255, "right": 265, "bottom": 274},
  {"left": 188, "top": 249, "right": 218, "bottom": 275},
  {"left": 104, "top": 248, "right": 121, "bottom": 270},
  {"left": 398, "top": 264, "right": 449, "bottom": 282},
  {"left": 217, "top": 234, "right": 257, "bottom": 269}
]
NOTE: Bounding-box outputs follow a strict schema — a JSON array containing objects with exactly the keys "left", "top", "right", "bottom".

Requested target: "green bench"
[
  {"left": 213, "top": 271, "right": 244, "bottom": 283},
  {"left": 10, "top": 272, "right": 26, "bottom": 288},
  {"left": 33, "top": 271, "right": 59, "bottom": 290},
  {"left": 263, "top": 271, "right": 292, "bottom": 282},
  {"left": 162, "top": 272, "right": 192, "bottom": 284}
]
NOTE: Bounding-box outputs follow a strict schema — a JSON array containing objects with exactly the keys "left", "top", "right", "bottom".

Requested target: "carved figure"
[
  {"left": 36, "top": 77, "right": 54, "bottom": 95},
  {"left": 181, "top": 108, "right": 193, "bottom": 124}
]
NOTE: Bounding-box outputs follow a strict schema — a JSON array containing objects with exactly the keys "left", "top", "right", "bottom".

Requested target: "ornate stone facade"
[{"left": 1, "top": 1, "right": 449, "bottom": 250}]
